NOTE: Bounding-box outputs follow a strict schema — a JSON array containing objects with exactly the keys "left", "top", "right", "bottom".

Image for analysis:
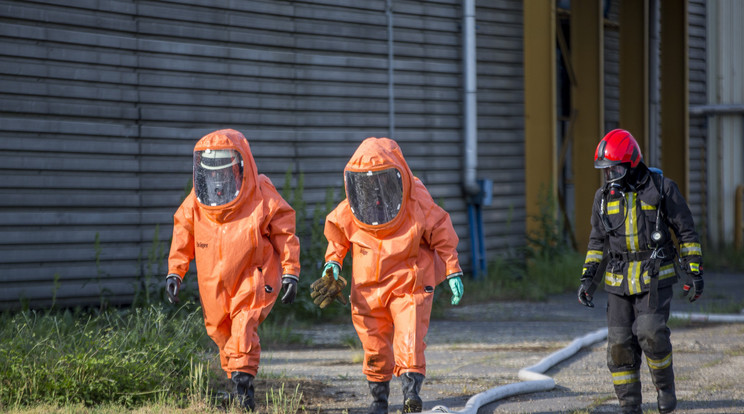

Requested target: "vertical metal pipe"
[
  {"left": 735, "top": 184, "right": 743, "bottom": 250},
  {"left": 387, "top": 0, "right": 395, "bottom": 138},
  {"left": 648, "top": 0, "right": 660, "bottom": 166},
  {"left": 463, "top": 0, "right": 479, "bottom": 196}
]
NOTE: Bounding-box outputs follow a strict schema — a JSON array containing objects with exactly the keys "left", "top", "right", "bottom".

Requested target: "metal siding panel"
[
  {"left": 0, "top": 0, "right": 527, "bottom": 308},
  {"left": 688, "top": 0, "right": 706, "bottom": 228}
]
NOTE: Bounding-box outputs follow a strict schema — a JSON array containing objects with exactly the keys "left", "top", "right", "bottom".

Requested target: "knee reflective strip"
[
  {"left": 612, "top": 370, "right": 640, "bottom": 385},
  {"left": 646, "top": 352, "right": 672, "bottom": 370}
]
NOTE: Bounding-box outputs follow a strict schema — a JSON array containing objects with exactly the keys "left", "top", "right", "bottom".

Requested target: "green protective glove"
[
  {"left": 322, "top": 261, "right": 341, "bottom": 280},
  {"left": 447, "top": 273, "right": 464, "bottom": 305}
]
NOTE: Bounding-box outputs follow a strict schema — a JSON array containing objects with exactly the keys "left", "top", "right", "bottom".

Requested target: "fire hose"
[{"left": 426, "top": 310, "right": 744, "bottom": 414}]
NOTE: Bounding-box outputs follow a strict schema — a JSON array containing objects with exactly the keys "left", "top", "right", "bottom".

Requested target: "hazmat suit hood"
[
  {"left": 343, "top": 137, "right": 415, "bottom": 237},
  {"left": 193, "top": 129, "right": 260, "bottom": 223}
]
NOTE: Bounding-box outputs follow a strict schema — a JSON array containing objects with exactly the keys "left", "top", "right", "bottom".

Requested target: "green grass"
[
  {"left": 0, "top": 304, "right": 212, "bottom": 409},
  {"left": 0, "top": 304, "right": 309, "bottom": 413}
]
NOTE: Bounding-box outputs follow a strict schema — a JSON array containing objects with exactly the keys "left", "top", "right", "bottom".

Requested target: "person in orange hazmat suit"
[
  {"left": 165, "top": 129, "right": 301, "bottom": 411},
  {"left": 321, "top": 137, "right": 464, "bottom": 414}
]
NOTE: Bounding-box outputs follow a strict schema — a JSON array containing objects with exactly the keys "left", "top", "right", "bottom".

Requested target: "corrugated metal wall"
[
  {"left": 604, "top": 0, "right": 620, "bottom": 133},
  {"left": 0, "top": 0, "right": 525, "bottom": 309},
  {"left": 687, "top": 0, "right": 706, "bottom": 234}
]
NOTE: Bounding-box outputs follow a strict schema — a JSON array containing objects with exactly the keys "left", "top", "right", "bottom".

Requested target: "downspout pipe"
[
  {"left": 648, "top": 0, "right": 660, "bottom": 166},
  {"left": 387, "top": 0, "right": 395, "bottom": 138},
  {"left": 463, "top": 0, "right": 479, "bottom": 197},
  {"left": 463, "top": 0, "right": 487, "bottom": 278}
]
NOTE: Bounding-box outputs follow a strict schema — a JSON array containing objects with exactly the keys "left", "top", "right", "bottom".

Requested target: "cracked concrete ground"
[{"left": 258, "top": 271, "right": 744, "bottom": 413}]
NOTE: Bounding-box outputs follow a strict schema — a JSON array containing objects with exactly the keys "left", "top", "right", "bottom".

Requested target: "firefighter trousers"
[{"left": 606, "top": 286, "right": 674, "bottom": 407}]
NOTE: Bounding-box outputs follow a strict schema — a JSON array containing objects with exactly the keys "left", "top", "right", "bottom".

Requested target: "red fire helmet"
[{"left": 594, "top": 129, "right": 643, "bottom": 168}]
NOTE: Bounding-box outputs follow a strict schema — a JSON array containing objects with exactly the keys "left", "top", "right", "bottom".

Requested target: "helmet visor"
[
  {"left": 603, "top": 164, "right": 628, "bottom": 183},
  {"left": 345, "top": 168, "right": 403, "bottom": 226},
  {"left": 194, "top": 149, "right": 243, "bottom": 206}
]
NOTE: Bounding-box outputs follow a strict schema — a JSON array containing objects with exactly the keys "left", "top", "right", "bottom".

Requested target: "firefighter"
[
  {"left": 165, "top": 129, "right": 301, "bottom": 411},
  {"left": 577, "top": 129, "right": 704, "bottom": 414},
  {"left": 320, "top": 137, "right": 464, "bottom": 414}
]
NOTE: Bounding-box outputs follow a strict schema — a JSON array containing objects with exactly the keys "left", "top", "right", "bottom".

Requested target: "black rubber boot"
[
  {"left": 367, "top": 381, "right": 390, "bottom": 414},
  {"left": 231, "top": 371, "right": 256, "bottom": 411},
  {"left": 400, "top": 372, "right": 425, "bottom": 413},
  {"left": 657, "top": 385, "right": 677, "bottom": 413},
  {"left": 620, "top": 404, "right": 642, "bottom": 414}
]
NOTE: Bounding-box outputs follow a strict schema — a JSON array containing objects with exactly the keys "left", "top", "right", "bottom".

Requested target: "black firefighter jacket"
[{"left": 582, "top": 168, "right": 702, "bottom": 297}]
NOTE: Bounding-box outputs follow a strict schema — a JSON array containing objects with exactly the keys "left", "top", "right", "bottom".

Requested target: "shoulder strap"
[
  {"left": 646, "top": 167, "right": 668, "bottom": 243},
  {"left": 647, "top": 167, "right": 665, "bottom": 208}
]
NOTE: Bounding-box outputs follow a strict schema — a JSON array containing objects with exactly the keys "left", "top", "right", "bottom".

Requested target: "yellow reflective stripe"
[
  {"left": 605, "top": 272, "right": 623, "bottom": 286},
  {"left": 628, "top": 261, "right": 642, "bottom": 294},
  {"left": 689, "top": 262, "right": 700, "bottom": 273},
  {"left": 625, "top": 193, "right": 638, "bottom": 251},
  {"left": 641, "top": 200, "right": 656, "bottom": 210},
  {"left": 585, "top": 250, "right": 603, "bottom": 263},
  {"left": 680, "top": 243, "right": 702, "bottom": 256},
  {"left": 646, "top": 352, "right": 673, "bottom": 370},
  {"left": 642, "top": 264, "right": 676, "bottom": 284},
  {"left": 612, "top": 370, "right": 640, "bottom": 385},
  {"left": 607, "top": 199, "right": 621, "bottom": 214}
]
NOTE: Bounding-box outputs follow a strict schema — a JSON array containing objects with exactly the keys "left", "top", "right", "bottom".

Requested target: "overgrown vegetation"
[
  {"left": 0, "top": 304, "right": 310, "bottom": 413},
  {"left": 0, "top": 305, "right": 216, "bottom": 410},
  {"left": 459, "top": 191, "right": 583, "bottom": 305}
]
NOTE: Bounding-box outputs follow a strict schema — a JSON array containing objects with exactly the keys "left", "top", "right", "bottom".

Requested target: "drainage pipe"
[{"left": 462, "top": 0, "right": 479, "bottom": 197}]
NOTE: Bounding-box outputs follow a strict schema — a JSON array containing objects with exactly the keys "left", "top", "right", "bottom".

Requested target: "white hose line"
[
  {"left": 426, "top": 327, "right": 608, "bottom": 414},
  {"left": 425, "top": 310, "right": 744, "bottom": 414},
  {"left": 670, "top": 311, "right": 744, "bottom": 323}
]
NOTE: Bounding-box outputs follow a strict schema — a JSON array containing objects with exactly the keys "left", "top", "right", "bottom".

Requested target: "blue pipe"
[{"left": 468, "top": 202, "right": 487, "bottom": 279}]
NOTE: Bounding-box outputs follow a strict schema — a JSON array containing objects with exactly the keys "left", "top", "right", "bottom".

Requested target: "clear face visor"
[
  {"left": 603, "top": 164, "right": 628, "bottom": 183},
  {"left": 345, "top": 168, "right": 403, "bottom": 226},
  {"left": 194, "top": 149, "right": 243, "bottom": 207}
]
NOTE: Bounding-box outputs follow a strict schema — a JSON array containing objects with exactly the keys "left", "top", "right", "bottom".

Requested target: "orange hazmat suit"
[
  {"left": 324, "top": 137, "right": 462, "bottom": 382},
  {"left": 167, "top": 129, "right": 300, "bottom": 377}
]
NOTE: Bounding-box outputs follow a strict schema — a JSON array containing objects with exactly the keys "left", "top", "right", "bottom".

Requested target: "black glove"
[
  {"left": 281, "top": 275, "right": 298, "bottom": 304},
  {"left": 577, "top": 277, "right": 594, "bottom": 308},
  {"left": 165, "top": 274, "right": 181, "bottom": 304},
  {"left": 682, "top": 275, "right": 704, "bottom": 302}
]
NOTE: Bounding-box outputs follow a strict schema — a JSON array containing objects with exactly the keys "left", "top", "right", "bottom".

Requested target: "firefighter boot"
[
  {"left": 620, "top": 405, "right": 642, "bottom": 414},
  {"left": 367, "top": 380, "right": 390, "bottom": 414},
  {"left": 616, "top": 381, "right": 643, "bottom": 414},
  {"left": 400, "top": 372, "right": 425, "bottom": 413},
  {"left": 657, "top": 385, "right": 677, "bottom": 414},
  {"left": 231, "top": 371, "right": 256, "bottom": 411}
]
